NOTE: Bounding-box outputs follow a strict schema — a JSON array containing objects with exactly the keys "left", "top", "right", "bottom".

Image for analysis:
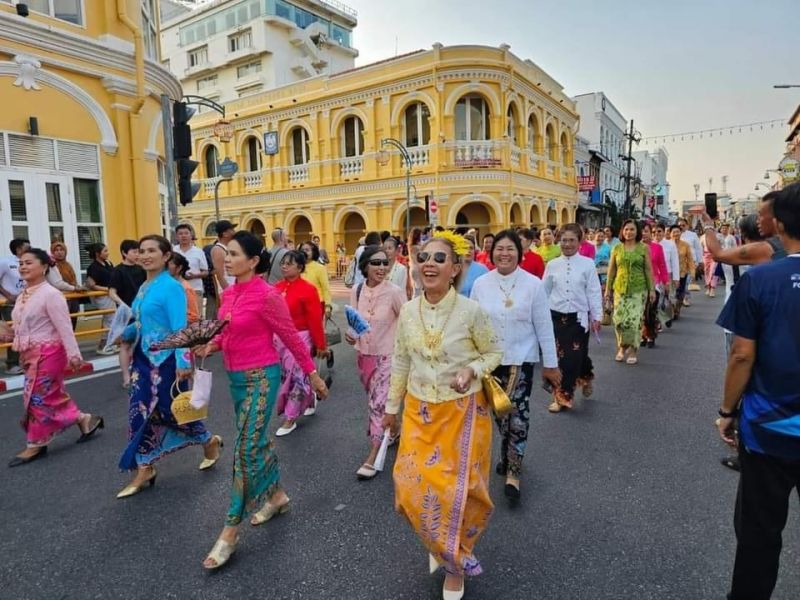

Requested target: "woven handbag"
[{"left": 170, "top": 380, "right": 208, "bottom": 425}]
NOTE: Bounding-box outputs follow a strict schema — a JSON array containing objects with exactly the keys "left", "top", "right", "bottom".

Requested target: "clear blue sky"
[{"left": 344, "top": 0, "right": 798, "bottom": 205}]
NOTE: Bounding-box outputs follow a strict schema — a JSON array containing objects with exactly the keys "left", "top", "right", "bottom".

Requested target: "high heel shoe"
[
  {"left": 429, "top": 553, "right": 440, "bottom": 574},
  {"left": 8, "top": 446, "right": 47, "bottom": 468},
  {"left": 77, "top": 415, "right": 104, "bottom": 443},
  {"left": 442, "top": 577, "right": 465, "bottom": 600},
  {"left": 116, "top": 468, "right": 157, "bottom": 499},
  {"left": 203, "top": 535, "right": 239, "bottom": 570},
  {"left": 198, "top": 435, "right": 224, "bottom": 471},
  {"left": 250, "top": 498, "right": 290, "bottom": 526}
]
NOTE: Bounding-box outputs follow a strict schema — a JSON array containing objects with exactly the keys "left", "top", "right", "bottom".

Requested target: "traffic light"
[{"left": 173, "top": 101, "right": 199, "bottom": 205}]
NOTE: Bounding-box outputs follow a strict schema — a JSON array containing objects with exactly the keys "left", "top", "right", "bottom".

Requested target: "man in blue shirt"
[{"left": 716, "top": 181, "right": 800, "bottom": 600}]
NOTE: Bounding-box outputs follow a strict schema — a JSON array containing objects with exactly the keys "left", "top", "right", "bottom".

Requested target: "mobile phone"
[
  {"left": 542, "top": 380, "right": 554, "bottom": 394},
  {"left": 705, "top": 193, "right": 718, "bottom": 219}
]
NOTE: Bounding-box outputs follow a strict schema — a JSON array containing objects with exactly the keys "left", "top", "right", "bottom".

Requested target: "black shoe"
[
  {"left": 8, "top": 446, "right": 47, "bottom": 468},
  {"left": 647, "top": 340, "right": 655, "bottom": 349},
  {"left": 77, "top": 416, "right": 104, "bottom": 444},
  {"left": 640, "top": 340, "right": 647, "bottom": 347},
  {"left": 665, "top": 319, "right": 673, "bottom": 328},
  {"left": 504, "top": 482, "right": 521, "bottom": 503},
  {"left": 326, "top": 350, "right": 334, "bottom": 369},
  {"left": 495, "top": 461, "right": 507, "bottom": 476},
  {"left": 720, "top": 456, "right": 740, "bottom": 472}
]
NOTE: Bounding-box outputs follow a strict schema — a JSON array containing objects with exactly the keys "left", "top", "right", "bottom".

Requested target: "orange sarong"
[{"left": 393, "top": 391, "right": 494, "bottom": 576}]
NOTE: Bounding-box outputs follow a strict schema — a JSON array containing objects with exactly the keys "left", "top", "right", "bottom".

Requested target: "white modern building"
[
  {"left": 160, "top": 0, "right": 358, "bottom": 107},
  {"left": 572, "top": 92, "right": 627, "bottom": 207},
  {"left": 632, "top": 147, "right": 670, "bottom": 219}
]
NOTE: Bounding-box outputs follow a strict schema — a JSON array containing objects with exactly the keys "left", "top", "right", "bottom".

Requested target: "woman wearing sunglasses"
[
  {"left": 470, "top": 229, "right": 561, "bottom": 501},
  {"left": 383, "top": 231, "right": 501, "bottom": 600},
  {"left": 346, "top": 245, "right": 406, "bottom": 480}
]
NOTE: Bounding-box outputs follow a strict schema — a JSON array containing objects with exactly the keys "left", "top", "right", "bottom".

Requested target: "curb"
[{"left": 0, "top": 356, "right": 120, "bottom": 393}]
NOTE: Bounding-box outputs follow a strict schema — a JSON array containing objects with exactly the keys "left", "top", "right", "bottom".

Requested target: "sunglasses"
[
  {"left": 416, "top": 251, "right": 449, "bottom": 264},
  {"left": 368, "top": 259, "right": 389, "bottom": 267}
]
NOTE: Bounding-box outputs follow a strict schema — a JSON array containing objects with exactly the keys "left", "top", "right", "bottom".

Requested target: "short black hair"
[
  {"left": 482, "top": 233, "right": 495, "bottom": 242},
  {"left": 737, "top": 214, "right": 764, "bottom": 243},
  {"left": 490, "top": 229, "right": 523, "bottom": 261},
  {"left": 364, "top": 231, "right": 382, "bottom": 246},
  {"left": 358, "top": 245, "right": 385, "bottom": 277},
  {"left": 300, "top": 240, "right": 320, "bottom": 261},
  {"left": 21, "top": 247, "right": 51, "bottom": 268},
  {"left": 281, "top": 249, "right": 307, "bottom": 273},
  {"left": 560, "top": 223, "right": 583, "bottom": 241},
  {"left": 176, "top": 223, "right": 193, "bottom": 234},
  {"left": 9, "top": 238, "right": 30, "bottom": 255},
  {"left": 380, "top": 230, "right": 392, "bottom": 243},
  {"left": 518, "top": 228, "right": 535, "bottom": 241},
  {"left": 773, "top": 182, "right": 800, "bottom": 239},
  {"left": 120, "top": 239, "right": 139, "bottom": 256},
  {"left": 669, "top": 224, "right": 681, "bottom": 233}
]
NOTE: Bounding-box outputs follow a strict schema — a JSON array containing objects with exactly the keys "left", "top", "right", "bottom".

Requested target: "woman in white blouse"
[
  {"left": 382, "top": 236, "right": 411, "bottom": 298},
  {"left": 470, "top": 229, "right": 561, "bottom": 502},
  {"left": 383, "top": 231, "right": 501, "bottom": 600},
  {"left": 542, "top": 224, "right": 604, "bottom": 413}
]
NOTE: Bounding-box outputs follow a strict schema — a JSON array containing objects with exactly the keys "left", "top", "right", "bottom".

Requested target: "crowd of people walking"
[{"left": 2, "top": 182, "right": 798, "bottom": 599}]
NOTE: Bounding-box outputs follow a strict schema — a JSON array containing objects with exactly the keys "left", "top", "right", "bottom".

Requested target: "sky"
[{"left": 343, "top": 0, "right": 798, "bottom": 206}]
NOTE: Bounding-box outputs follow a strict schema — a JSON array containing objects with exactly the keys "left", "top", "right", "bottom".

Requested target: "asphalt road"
[{"left": 0, "top": 293, "right": 798, "bottom": 600}]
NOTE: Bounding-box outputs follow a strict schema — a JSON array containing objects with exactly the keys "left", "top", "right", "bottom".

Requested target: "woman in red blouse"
[{"left": 274, "top": 251, "right": 328, "bottom": 437}]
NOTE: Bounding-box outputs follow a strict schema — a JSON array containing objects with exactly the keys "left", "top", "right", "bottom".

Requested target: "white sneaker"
[
  {"left": 275, "top": 423, "right": 297, "bottom": 437},
  {"left": 303, "top": 407, "right": 316, "bottom": 416}
]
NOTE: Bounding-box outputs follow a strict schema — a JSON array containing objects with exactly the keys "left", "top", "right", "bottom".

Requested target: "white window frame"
[
  {"left": 403, "top": 102, "right": 430, "bottom": 148},
  {"left": 26, "top": 0, "right": 84, "bottom": 27},
  {"left": 455, "top": 95, "right": 490, "bottom": 141},
  {"left": 507, "top": 107, "right": 518, "bottom": 144},
  {"left": 141, "top": 0, "right": 158, "bottom": 61},
  {"left": 528, "top": 116, "right": 539, "bottom": 154},
  {"left": 228, "top": 29, "right": 253, "bottom": 53},
  {"left": 188, "top": 46, "right": 209, "bottom": 68},
  {"left": 341, "top": 117, "right": 364, "bottom": 157},
  {"left": 197, "top": 75, "right": 218, "bottom": 92},
  {"left": 237, "top": 84, "right": 263, "bottom": 98},
  {"left": 236, "top": 60, "right": 261, "bottom": 79},
  {"left": 244, "top": 137, "right": 261, "bottom": 172},
  {"left": 291, "top": 127, "right": 310, "bottom": 165}
]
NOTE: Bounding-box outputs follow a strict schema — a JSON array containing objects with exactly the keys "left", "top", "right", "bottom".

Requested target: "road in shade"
[{"left": 0, "top": 294, "right": 798, "bottom": 600}]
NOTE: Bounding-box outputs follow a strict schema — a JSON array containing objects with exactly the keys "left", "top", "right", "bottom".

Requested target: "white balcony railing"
[
  {"left": 449, "top": 140, "right": 501, "bottom": 166},
  {"left": 243, "top": 172, "right": 262, "bottom": 190},
  {"left": 288, "top": 164, "right": 309, "bottom": 184},
  {"left": 510, "top": 146, "right": 522, "bottom": 168},
  {"left": 339, "top": 156, "right": 363, "bottom": 177},
  {"left": 407, "top": 145, "right": 430, "bottom": 167},
  {"left": 528, "top": 152, "right": 540, "bottom": 171},
  {"left": 546, "top": 160, "right": 557, "bottom": 178},
  {"left": 202, "top": 178, "right": 216, "bottom": 195}
]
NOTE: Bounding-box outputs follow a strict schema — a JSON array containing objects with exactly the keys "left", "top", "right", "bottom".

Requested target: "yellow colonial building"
[
  {"left": 182, "top": 43, "right": 578, "bottom": 252},
  {"left": 0, "top": 0, "right": 180, "bottom": 270}
]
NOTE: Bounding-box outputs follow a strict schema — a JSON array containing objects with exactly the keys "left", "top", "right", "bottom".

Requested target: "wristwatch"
[{"left": 718, "top": 407, "right": 739, "bottom": 418}]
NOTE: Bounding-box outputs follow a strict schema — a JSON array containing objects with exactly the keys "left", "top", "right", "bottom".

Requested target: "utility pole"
[{"left": 622, "top": 119, "right": 638, "bottom": 219}]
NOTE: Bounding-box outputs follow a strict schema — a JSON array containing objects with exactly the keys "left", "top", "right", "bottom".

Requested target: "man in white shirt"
[
  {"left": 173, "top": 223, "right": 208, "bottom": 313},
  {"left": 208, "top": 220, "right": 237, "bottom": 319},
  {"left": 542, "top": 224, "right": 603, "bottom": 413},
  {"left": 679, "top": 218, "right": 703, "bottom": 298},
  {"left": 0, "top": 238, "right": 30, "bottom": 374}
]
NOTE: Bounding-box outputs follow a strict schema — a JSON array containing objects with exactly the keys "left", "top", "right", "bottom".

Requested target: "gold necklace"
[
  {"left": 418, "top": 291, "right": 457, "bottom": 352},
  {"left": 497, "top": 269, "right": 519, "bottom": 308}
]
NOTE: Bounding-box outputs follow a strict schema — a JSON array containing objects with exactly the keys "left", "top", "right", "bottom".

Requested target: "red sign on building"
[{"left": 577, "top": 175, "right": 596, "bottom": 192}]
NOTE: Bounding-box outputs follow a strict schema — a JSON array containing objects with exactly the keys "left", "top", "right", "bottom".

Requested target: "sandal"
[
  {"left": 251, "top": 498, "right": 290, "bottom": 526},
  {"left": 198, "top": 435, "right": 224, "bottom": 471},
  {"left": 615, "top": 349, "right": 625, "bottom": 362},
  {"left": 203, "top": 536, "right": 239, "bottom": 570},
  {"left": 626, "top": 356, "right": 638, "bottom": 365},
  {"left": 356, "top": 463, "right": 378, "bottom": 480}
]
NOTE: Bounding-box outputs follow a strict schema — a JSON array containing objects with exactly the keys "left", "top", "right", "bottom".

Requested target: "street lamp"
[
  {"left": 764, "top": 169, "right": 780, "bottom": 179},
  {"left": 377, "top": 138, "right": 413, "bottom": 239},
  {"left": 754, "top": 182, "right": 771, "bottom": 193}
]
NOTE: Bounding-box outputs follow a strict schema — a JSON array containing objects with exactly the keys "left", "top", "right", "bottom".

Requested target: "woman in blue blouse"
[{"left": 116, "top": 235, "right": 222, "bottom": 499}]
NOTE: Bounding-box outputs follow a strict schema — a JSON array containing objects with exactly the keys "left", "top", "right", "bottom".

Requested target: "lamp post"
[
  {"left": 754, "top": 182, "right": 771, "bottom": 193},
  {"left": 377, "top": 138, "right": 412, "bottom": 239}
]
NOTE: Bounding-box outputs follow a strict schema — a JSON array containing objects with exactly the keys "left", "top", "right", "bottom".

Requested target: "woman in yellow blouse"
[
  {"left": 534, "top": 227, "right": 562, "bottom": 263},
  {"left": 383, "top": 231, "right": 501, "bottom": 600},
  {"left": 300, "top": 241, "right": 332, "bottom": 316}
]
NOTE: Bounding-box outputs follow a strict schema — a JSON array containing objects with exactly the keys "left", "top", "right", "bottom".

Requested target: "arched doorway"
[
  {"left": 455, "top": 202, "right": 492, "bottom": 239},
  {"left": 560, "top": 208, "right": 570, "bottom": 225},
  {"left": 546, "top": 208, "right": 557, "bottom": 227},
  {"left": 247, "top": 219, "right": 266, "bottom": 245},
  {"left": 510, "top": 203, "right": 524, "bottom": 227},
  {"left": 291, "top": 215, "right": 313, "bottom": 245},
  {"left": 342, "top": 212, "right": 366, "bottom": 254},
  {"left": 530, "top": 205, "right": 542, "bottom": 227}
]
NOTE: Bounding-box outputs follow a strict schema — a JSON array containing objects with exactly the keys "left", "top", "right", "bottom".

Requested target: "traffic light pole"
[{"left": 160, "top": 94, "right": 179, "bottom": 239}]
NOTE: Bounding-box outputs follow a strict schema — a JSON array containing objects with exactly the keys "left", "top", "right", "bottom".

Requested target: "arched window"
[
  {"left": 404, "top": 102, "right": 430, "bottom": 147},
  {"left": 291, "top": 127, "right": 310, "bottom": 165},
  {"left": 455, "top": 94, "right": 490, "bottom": 141},
  {"left": 204, "top": 221, "right": 216, "bottom": 237},
  {"left": 204, "top": 146, "right": 218, "bottom": 177},
  {"left": 244, "top": 137, "right": 261, "bottom": 172},
  {"left": 341, "top": 116, "right": 364, "bottom": 157},
  {"left": 560, "top": 132, "right": 570, "bottom": 166},
  {"left": 506, "top": 105, "right": 518, "bottom": 144},
  {"left": 527, "top": 114, "right": 540, "bottom": 154},
  {"left": 545, "top": 124, "right": 556, "bottom": 161}
]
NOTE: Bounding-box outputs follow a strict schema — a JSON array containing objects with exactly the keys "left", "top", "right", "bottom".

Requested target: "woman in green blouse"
[{"left": 605, "top": 220, "right": 655, "bottom": 364}]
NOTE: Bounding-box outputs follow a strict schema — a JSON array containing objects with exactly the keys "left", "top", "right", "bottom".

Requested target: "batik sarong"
[
  {"left": 226, "top": 365, "right": 282, "bottom": 526},
  {"left": 357, "top": 353, "right": 392, "bottom": 447},
  {"left": 613, "top": 291, "right": 647, "bottom": 348},
  {"left": 393, "top": 392, "right": 494, "bottom": 577},
  {"left": 275, "top": 330, "right": 314, "bottom": 420},
  {"left": 119, "top": 347, "right": 211, "bottom": 470},
  {"left": 551, "top": 312, "right": 593, "bottom": 408},
  {"left": 492, "top": 363, "right": 534, "bottom": 477},
  {"left": 20, "top": 343, "right": 82, "bottom": 447}
]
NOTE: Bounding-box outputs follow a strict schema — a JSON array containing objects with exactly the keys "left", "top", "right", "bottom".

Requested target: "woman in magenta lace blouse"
[
  {"left": 196, "top": 231, "right": 328, "bottom": 570},
  {"left": 4, "top": 248, "right": 103, "bottom": 467}
]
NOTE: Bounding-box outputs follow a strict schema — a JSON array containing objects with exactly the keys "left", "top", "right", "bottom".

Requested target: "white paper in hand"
[{"left": 373, "top": 429, "right": 391, "bottom": 472}]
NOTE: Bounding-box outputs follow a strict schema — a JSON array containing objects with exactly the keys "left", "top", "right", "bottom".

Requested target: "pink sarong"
[
  {"left": 357, "top": 353, "right": 392, "bottom": 447},
  {"left": 20, "top": 343, "right": 82, "bottom": 447},
  {"left": 275, "top": 330, "right": 314, "bottom": 420}
]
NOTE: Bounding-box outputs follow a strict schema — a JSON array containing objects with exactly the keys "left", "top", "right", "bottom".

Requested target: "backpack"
[{"left": 344, "top": 258, "right": 357, "bottom": 288}]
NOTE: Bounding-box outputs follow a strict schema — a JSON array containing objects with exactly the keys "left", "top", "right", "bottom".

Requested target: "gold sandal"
[
  {"left": 198, "top": 435, "right": 224, "bottom": 471},
  {"left": 203, "top": 536, "right": 239, "bottom": 570},
  {"left": 250, "top": 498, "right": 290, "bottom": 526}
]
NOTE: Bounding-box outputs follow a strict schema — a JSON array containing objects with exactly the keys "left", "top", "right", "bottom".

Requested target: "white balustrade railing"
[
  {"left": 288, "top": 164, "right": 309, "bottom": 184},
  {"left": 510, "top": 146, "right": 522, "bottom": 168},
  {"left": 528, "top": 153, "right": 540, "bottom": 171},
  {"left": 339, "top": 156, "right": 363, "bottom": 177},
  {"left": 450, "top": 141, "right": 500, "bottom": 166},
  {"left": 243, "top": 172, "right": 262, "bottom": 190},
  {"left": 407, "top": 145, "right": 430, "bottom": 167},
  {"left": 546, "top": 161, "right": 557, "bottom": 178},
  {"left": 202, "top": 179, "right": 215, "bottom": 194}
]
